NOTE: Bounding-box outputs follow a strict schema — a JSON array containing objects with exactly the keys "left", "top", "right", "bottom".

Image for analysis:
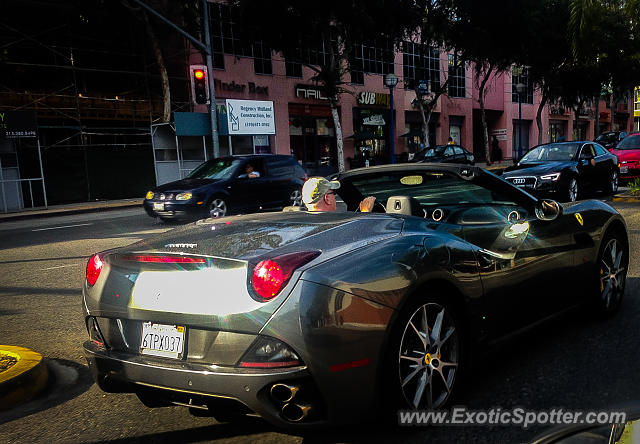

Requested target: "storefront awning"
[
  {"left": 346, "top": 130, "right": 385, "bottom": 140},
  {"left": 400, "top": 128, "right": 423, "bottom": 138}
]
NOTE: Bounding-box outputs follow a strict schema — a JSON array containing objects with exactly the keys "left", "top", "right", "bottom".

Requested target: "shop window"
[
  {"left": 447, "top": 54, "right": 466, "bottom": 98},
  {"left": 403, "top": 42, "right": 440, "bottom": 91}
]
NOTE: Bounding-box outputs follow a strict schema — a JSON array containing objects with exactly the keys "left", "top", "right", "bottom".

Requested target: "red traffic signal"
[{"left": 190, "top": 66, "right": 208, "bottom": 105}]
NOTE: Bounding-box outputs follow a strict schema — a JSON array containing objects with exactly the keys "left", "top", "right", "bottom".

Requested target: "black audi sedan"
[
  {"left": 414, "top": 144, "right": 475, "bottom": 164},
  {"left": 502, "top": 141, "right": 619, "bottom": 202},
  {"left": 143, "top": 154, "right": 307, "bottom": 220}
]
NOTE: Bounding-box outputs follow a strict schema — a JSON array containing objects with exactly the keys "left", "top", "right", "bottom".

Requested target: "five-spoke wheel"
[
  {"left": 596, "top": 233, "right": 627, "bottom": 315},
  {"left": 566, "top": 177, "right": 579, "bottom": 202},
  {"left": 209, "top": 198, "right": 228, "bottom": 218},
  {"left": 396, "top": 302, "right": 460, "bottom": 409}
]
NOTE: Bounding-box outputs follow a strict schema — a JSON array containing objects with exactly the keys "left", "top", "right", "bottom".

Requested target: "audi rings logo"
[{"left": 513, "top": 178, "right": 526, "bottom": 185}]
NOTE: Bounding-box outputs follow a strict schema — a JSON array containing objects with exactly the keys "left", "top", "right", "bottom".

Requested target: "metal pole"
[
  {"left": 228, "top": 135, "right": 233, "bottom": 155},
  {"left": 389, "top": 86, "right": 395, "bottom": 164},
  {"left": 175, "top": 131, "right": 182, "bottom": 179},
  {"left": 202, "top": 135, "right": 208, "bottom": 161},
  {"left": 202, "top": 0, "right": 220, "bottom": 158},
  {"left": 37, "top": 138, "right": 48, "bottom": 208},
  {"left": 28, "top": 180, "right": 33, "bottom": 208},
  {"left": 518, "top": 94, "right": 523, "bottom": 161},
  {"left": 0, "top": 156, "right": 6, "bottom": 213}
]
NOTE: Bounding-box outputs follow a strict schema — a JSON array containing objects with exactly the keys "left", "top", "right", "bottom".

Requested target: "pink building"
[{"left": 188, "top": 2, "right": 635, "bottom": 174}]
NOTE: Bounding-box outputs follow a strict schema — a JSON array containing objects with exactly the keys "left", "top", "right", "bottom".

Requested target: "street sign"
[
  {"left": 417, "top": 80, "right": 429, "bottom": 95},
  {"left": 0, "top": 111, "right": 37, "bottom": 139}
]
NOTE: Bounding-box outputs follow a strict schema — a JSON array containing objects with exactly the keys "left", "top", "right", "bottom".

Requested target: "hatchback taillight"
[
  {"left": 251, "top": 251, "right": 321, "bottom": 301},
  {"left": 86, "top": 254, "right": 103, "bottom": 286}
]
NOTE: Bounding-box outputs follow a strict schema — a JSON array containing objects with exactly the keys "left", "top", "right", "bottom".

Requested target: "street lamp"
[
  {"left": 384, "top": 73, "right": 399, "bottom": 164},
  {"left": 515, "top": 82, "right": 525, "bottom": 161}
]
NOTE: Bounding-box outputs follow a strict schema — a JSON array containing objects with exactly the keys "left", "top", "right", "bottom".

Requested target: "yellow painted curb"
[{"left": 0, "top": 346, "right": 49, "bottom": 410}]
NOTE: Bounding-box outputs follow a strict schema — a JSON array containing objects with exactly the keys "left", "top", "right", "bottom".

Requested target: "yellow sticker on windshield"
[
  {"left": 400, "top": 175, "right": 423, "bottom": 185},
  {"left": 575, "top": 213, "right": 583, "bottom": 226}
]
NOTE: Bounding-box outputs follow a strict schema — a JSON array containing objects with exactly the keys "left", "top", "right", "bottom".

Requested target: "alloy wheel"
[
  {"left": 398, "top": 302, "right": 459, "bottom": 409},
  {"left": 209, "top": 199, "right": 227, "bottom": 218},
  {"left": 599, "top": 238, "right": 626, "bottom": 311},
  {"left": 568, "top": 178, "right": 578, "bottom": 202},
  {"left": 610, "top": 170, "right": 619, "bottom": 194},
  {"left": 290, "top": 189, "right": 302, "bottom": 206}
]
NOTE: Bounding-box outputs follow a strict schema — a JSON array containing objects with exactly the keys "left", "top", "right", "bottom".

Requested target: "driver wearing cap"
[{"left": 302, "top": 177, "right": 376, "bottom": 212}]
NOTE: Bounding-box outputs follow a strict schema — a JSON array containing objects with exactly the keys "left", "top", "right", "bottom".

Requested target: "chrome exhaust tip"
[
  {"left": 270, "top": 383, "right": 300, "bottom": 403},
  {"left": 281, "top": 402, "right": 312, "bottom": 422}
]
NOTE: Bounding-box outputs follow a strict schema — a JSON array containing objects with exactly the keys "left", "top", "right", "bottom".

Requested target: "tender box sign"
[{"left": 226, "top": 99, "right": 276, "bottom": 135}]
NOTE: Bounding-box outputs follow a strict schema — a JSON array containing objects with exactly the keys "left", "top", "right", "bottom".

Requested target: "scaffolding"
[{"left": 0, "top": 0, "right": 191, "bottom": 206}]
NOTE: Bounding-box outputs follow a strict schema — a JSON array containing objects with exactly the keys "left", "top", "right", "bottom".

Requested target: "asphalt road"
[{"left": 0, "top": 200, "right": 639, "bottom": 444}]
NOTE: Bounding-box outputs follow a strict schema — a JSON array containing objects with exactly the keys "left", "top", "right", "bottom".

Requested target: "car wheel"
[
  {"left": 593, "top": 231, "right": 628, "bottom": 316},
  {"left": 289, "top": 189, "right": 302, "bottom": 206},
  {"left": 565, "top": 177, "right": 579, "bottom": 202},
  {"left": 388, "top": 297, "right": 463, "bottom": 411},
  {"left": 606, "top": 169, "right": 619, "bottom": 195},
  {"left": 208, "top": 198, "right": 228, "bottom": 218}
]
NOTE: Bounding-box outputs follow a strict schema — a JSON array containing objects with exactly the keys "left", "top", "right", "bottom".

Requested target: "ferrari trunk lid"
[{"left": 84, "top": 211, "right": 403, "bottom": 334}]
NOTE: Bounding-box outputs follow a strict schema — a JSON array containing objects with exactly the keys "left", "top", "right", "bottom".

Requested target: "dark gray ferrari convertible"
[{"left": 82, "top": 164, "right": 629, "bottom": 428}]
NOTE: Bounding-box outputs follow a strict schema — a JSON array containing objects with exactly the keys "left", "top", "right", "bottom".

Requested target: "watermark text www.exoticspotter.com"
[{"left": 398, "top": 407, "right": 627, "bottom": 428}]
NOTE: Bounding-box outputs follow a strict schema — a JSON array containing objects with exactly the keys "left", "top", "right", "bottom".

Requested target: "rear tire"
[
  {"left": 385, "top": 294, "right": 465, "bottom": 416},
  {"left": 592, "top": 231, "right": 628, "bottom": 317}
]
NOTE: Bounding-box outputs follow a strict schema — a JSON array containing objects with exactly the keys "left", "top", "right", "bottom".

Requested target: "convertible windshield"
[
  {"left": 186, "top": 158, "right": 242, "bottom": 180},
  {"left": 616, "top": 135, "right": 640, "bottom": 150},
  {"left": 345, "top": 171, "right": 516, "bottom": 206},
  {"left": 520, "top": 143, "right": 580, "bottom": 163}
]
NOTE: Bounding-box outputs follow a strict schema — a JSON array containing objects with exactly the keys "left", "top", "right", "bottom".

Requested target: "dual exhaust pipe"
[{"left": 270, "top": 383, "right": 311, "bottom": 422}]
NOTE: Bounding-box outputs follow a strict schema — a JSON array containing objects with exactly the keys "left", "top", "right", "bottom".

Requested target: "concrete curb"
[
  {"left": 0, "top": 200, "right": 142, "bottom": 222},
  {"left": 0, "top": 346, "right": 49, "bottom": 410},
  {"left": 613, "top": 193, "right": 640, "bottom": 203}
]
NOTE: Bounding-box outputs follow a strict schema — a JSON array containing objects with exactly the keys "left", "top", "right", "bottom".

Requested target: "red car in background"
[{"left": 609, "top": 132, "right": 640, "bottom": 182}]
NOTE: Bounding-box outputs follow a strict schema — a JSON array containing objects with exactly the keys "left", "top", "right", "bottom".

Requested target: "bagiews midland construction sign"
[{"left": 225, "top": 99, "right": 275, "bottom": 135}]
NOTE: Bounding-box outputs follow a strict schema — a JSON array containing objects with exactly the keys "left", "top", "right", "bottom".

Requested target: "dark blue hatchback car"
[{"left": 143, "top": 154, "right": 307, "bottom": 220}]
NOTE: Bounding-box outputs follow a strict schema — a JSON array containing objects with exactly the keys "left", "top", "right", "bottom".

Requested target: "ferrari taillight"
[
  {"left": 251, "top": 251, "right": 321, "bottom": 300},
  {"left": 86, "top": 254, "right": 103, "bottom": 286}
]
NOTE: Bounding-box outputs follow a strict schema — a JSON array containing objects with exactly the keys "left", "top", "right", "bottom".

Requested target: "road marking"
[
  {"left": 42, "top": 263, "right": 82, "bottom": 270},
  {"left": 32, "top": 223, "right": 93, "bottom": 232}
]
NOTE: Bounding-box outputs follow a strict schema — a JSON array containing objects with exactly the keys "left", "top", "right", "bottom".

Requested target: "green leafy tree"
[{"left": 228, "top": 0, "right": 426, "bottom": 171}]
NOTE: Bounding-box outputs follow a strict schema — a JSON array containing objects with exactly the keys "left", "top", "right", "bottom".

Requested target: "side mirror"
[{"left": 535, "top": 199, "right": 562, "bottom": 221}]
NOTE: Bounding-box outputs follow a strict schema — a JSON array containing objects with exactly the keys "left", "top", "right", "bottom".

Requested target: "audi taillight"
[
  {"left": 251, "top": 251, "right": 321, "bottom": 301},
  {"left": 86, "top": 254, "right": 103, "bottom": 287}
]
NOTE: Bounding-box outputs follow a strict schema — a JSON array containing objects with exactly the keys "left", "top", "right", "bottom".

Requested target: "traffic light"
[{"left": 190, "top": 65, "right": 209, "bottom": 105}]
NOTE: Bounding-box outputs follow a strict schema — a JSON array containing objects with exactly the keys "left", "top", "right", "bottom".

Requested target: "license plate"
[
  {"left": 153, "top": 202, "right": 165, "bottom": 211},
  {"left": 140, "top": 322, "right": 185, "bottom": 359},
  {"left": 620, "top": 166, "right": 628, "bottom": 173}
]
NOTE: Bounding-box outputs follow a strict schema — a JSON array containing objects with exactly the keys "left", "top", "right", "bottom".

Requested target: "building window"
[
  {"left": 286, "top": 60, "right": 302, "bottom": 78},
  {"left": 403, "top": 42, "right": 440, "bottom": 91},
  {"left": 447, "top": 54, "right": 465, "bottom": 98},
  {"left": 253, "top": 41, "right": 273, "bottom": 75},
  {"left": 350, "top": 40, "right": 395, "bottom": 85},
  {"left": 512, "top": 66, "right": 533, "bottom": 104},
  {"left": 209, "top": 3, "right": 271, "bottom": 74}
]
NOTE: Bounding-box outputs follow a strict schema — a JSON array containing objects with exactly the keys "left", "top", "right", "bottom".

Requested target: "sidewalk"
[{"left": 0, "top": 198, "right": 142, "bottom": 222}]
